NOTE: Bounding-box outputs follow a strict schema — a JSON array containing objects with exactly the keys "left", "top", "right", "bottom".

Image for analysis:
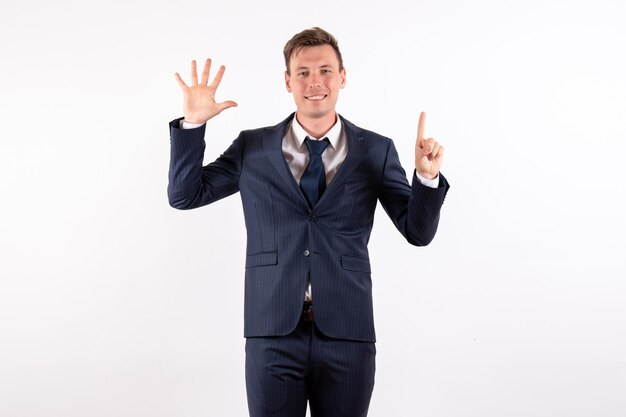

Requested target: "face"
[{"left": 285, "top": 44, "right": 346, "bottom": 121}]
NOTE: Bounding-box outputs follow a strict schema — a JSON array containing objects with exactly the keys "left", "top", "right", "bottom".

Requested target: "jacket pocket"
[
  {"left": 245, "top": 251, "right": 278, "bottom": 268},
  {"left": 340, "top": 255, "right": 371, "bottom": 274}
]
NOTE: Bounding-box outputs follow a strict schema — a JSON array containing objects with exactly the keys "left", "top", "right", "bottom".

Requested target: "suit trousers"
[{"left": 245, "top": 318, "right": 376, "bottom": 417}]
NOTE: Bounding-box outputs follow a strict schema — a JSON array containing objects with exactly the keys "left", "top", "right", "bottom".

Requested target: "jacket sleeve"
[
  {"left": 377, "top": 138, "right": 450, "bottom": 246},
  {"left": 167, "top": 117, "right": 243, "bottom": 210}
]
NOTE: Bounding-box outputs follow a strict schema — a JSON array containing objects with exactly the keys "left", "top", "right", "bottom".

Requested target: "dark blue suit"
[{"left": 168, "top": 113, "right": 449, "bottom": 416}]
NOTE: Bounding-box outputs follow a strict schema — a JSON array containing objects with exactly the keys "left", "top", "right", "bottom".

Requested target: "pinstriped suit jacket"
[{"left": 168, "top": 113, "right": 449, "bottom": 342}]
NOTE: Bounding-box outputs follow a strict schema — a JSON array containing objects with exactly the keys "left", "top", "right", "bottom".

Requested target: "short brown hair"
[{"left": 283, "top": 27, "right": 344, "bottom": 74}]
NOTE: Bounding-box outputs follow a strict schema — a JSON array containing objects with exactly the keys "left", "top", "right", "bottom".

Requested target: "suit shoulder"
[
  {"left": 359, "top": 127, "right": 392, "bottom": 144},
  {"left": 342, "top": 118, "right": 393, "bottom": 147},
  {"left": 236, "top": 114, "right": 294, "bottom": 140}
]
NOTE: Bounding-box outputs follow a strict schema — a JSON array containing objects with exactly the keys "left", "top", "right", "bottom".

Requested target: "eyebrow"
[{"left": 295, "top": 64, "right": 334, "bottom": 71}]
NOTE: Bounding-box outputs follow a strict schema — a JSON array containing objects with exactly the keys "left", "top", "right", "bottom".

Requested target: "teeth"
[{"left": 307, "top": 95, "right": 325, "bottom": 100}]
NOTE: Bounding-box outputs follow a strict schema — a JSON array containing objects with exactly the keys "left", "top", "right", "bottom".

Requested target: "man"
[{"left": 168, "top": 27, "right": 449, "bottom": 417}]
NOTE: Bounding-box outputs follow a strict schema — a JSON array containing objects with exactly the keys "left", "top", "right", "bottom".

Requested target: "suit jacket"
[{"left": 168, "top": 113, "right": 449, "bottom": 342}]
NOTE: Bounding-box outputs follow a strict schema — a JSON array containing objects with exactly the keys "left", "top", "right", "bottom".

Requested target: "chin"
[
  {"left": 299, "top": 104, "right": 334, "bottom": 118},
  {"left": 302, "top": 110, "right": 330, "bottom": 120}
]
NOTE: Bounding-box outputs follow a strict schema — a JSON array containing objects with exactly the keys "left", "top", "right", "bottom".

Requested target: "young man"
[{"left": 169, "top": 27, "right": 449, "bottom": 417}]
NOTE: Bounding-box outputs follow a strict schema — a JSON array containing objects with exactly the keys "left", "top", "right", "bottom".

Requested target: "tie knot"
[{"left": 305, "top": 137, "right": 330, "bottom": 156}]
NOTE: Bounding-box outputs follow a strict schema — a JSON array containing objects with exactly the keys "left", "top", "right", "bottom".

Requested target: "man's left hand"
[{"left": 415, "top": 111, "right": 444, "bottom": 180}]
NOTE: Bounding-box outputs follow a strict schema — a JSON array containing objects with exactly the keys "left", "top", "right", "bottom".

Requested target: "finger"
[
  {"left": 191, "top": 60, "right": 198, "bottom": 85},
  {"left": 431, "top": 146, "right": 444, "bottom": 171},
  {"left": 434, "top": 145, "right": 445, "bottom": 160},
  {"left": 174, "top": 72, "right": 188, "bottom": 89},
  {"left": 417, "top": 111, "right": 426, "bottom": 141},
  {"left": 429, "top": 142, "right": 441, "bottom": 160},
  {"left": 211, "top": 65, "right": 226, "bottom": 89},
  {"left": 421, "top": 138, "right": 435, "bottom": 154},
  {"left": 200, "top": 58, "right": 212, "bottom": 85}
]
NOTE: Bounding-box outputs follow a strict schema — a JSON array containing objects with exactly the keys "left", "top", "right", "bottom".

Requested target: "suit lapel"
[
  {"left": 262, "top": 113, "right": 311, "bottom": 210},
  {"left": 316, "top": 115, "right": 366, "bottom": 207}
]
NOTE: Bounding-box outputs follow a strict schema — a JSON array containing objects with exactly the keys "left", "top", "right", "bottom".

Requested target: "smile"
[{"left": 305, "top": 95, "right": 327, "bottom": 101}]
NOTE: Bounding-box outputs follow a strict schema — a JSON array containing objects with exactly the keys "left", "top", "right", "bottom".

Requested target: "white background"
[{"left": 1, "top": 0, "right": 625, "bottom": 416}]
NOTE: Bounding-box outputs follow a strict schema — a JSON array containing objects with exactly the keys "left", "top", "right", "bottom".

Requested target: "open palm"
[{"left": 174, "top": 58, "right": 238, "bottom": 124}]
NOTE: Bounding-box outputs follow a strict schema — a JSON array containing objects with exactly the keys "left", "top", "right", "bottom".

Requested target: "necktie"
[{"left": 300, "top": 137, "right": 330, "bottom": 208}]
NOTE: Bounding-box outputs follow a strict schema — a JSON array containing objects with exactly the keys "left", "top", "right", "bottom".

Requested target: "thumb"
[{"left": 218, "top": 101, "right": 238, "bottom": 112}]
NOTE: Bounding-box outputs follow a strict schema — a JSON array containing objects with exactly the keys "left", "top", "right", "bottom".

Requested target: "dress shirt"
[{"left": 180, "top": 114, "right": 439, "bottom": 301}]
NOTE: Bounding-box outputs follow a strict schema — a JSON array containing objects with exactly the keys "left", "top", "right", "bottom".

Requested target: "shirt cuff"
[
  {"left": 180, "top": 120, "right": 205, "bottom": 129},
  {"left": 415, "top": 170, "right": 439, "bottom": 188}
]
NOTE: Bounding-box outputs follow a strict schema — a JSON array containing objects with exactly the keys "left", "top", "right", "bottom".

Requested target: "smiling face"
[{"left": 285, "top": 44, "right": 346, "bottom": 124}]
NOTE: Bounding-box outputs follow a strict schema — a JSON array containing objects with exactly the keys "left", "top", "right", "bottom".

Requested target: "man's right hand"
[{"left": 174, "top": 58, "right": 238, "bottom": 124}]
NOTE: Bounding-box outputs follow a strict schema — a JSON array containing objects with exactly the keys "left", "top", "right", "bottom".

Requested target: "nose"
[{"left": 308, "top": 73, "right": 322, "bottom": 88}]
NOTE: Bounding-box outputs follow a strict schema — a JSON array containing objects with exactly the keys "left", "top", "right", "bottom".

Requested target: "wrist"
[
  {"left": 415, "top": 169, "right": 437, "bottom": 180},
  {"left": 184, "top": 117, "right": 206, "bottom": 124}
]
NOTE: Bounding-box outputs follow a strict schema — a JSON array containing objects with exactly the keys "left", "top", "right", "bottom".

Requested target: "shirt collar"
[{"left": 290, "top": 113, "right": 342, "bottom": 149}]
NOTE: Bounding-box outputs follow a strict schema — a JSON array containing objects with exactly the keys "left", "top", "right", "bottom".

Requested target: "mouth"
[{"left": 305, "top": 94, "right": 327, "bottom": 101}]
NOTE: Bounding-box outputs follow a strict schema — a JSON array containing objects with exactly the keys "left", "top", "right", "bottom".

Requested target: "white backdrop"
[{"left": 1, "top": 0, "right": 625, "bottom": 416}]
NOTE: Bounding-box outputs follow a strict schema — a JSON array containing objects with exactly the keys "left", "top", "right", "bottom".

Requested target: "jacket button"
[
  {"left": 309, "top": 215, "right": 317, "bottom": 223},
  {"left": 303, "top": 249, "right": 310, "bottom": 257}
]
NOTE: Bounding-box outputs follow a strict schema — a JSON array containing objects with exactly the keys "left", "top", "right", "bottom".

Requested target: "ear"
[
  {"left": 339, "top": 67, "right": 346, "bottom": 89},
  {"left": 285, "top": 71, "right": 292, "bottom": 93}
]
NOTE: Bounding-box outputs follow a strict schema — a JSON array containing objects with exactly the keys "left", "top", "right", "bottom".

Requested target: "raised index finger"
[{"left": 417, "top": 111, "right": 426, "bottom": 141}]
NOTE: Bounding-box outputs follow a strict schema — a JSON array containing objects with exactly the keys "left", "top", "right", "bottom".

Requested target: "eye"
[
  {"left": 298, "top": 71, "right": 308, "bottom": 77},
  {"left": 321, "top": 69, "right": 331, "bottom": 74}
]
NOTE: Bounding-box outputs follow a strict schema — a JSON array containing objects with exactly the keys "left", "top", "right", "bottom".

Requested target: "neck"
[{"left": 295, "top": 112, "right": 337, "bottom": 139}]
